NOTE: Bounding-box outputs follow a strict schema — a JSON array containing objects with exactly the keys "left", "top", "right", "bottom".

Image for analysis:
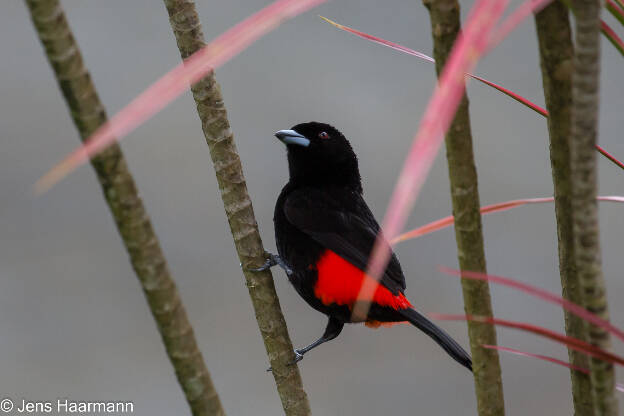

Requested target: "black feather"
[{"left": 398, "top": 308, "right": 473, "bottom": 371}]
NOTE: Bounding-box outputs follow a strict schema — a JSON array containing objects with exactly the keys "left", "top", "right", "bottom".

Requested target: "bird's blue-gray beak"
[{"left": 275, "top": 129, "right": 310, "bottom": 147}]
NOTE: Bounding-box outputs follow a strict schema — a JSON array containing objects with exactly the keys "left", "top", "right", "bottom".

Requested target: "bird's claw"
[
  {"left": 266, "top": 349, "right": 304, "bottom": 372},
  {"left": 290, "top": 349, "right": 304, "bottom": 365},
  {"left": 248, "top": 256, "right": 275, "bottom": 272},
  {"left": 248, "top": 253, "right": 293, "bottom": 276}
]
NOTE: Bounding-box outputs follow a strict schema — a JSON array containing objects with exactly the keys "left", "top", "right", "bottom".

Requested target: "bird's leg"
[
  {"left": 248, "top": 252, "right": 293, "bottom": 276},
  {"left": 267, "top": 317, "right": 344, "bottom": 372},
  {"left": 292, "top": 317, "right": 344, "bottom": 363}
]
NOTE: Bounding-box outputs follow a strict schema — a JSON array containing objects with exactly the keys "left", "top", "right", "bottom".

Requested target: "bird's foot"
[
  {"left": 266, "top": 349, "right": 304, "bottom": 372},
  {"left": 290, "top": 349, "right": 304, "bottom": 365},
  {"left": 248, "top": 252, "right": 293, "bottom": 276}
]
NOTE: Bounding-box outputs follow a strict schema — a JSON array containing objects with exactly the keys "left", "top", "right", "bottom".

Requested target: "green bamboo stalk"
[
  {"left": 570, "top": 0, "right": 618, "bottom": 414},
  {"left": 160, "top": 1, "right": 311, "bottom": 415},
  {"left": 422, "top": 1, "right": 505, "bottom": 415},
  {"left": 24, "top": 1, "right": 225, "bottom": 415},
  {"left": 534, "top": 3, "right": 595, "bottom": 415},
  {"left": 561, "top": 0, "right": 624, "bottom": 57}
]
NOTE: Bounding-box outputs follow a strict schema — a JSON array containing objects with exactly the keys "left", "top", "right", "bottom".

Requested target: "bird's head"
[{"left": 275, "top": 122, "right": 362, "bottom": 191}]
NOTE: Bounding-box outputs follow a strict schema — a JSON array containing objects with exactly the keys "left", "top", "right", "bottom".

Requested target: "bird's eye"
[{"left": 318, "top": 131, "right": 330, "bottom": 139}]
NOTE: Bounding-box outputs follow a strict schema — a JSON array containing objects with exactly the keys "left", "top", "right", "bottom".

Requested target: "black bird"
[{"left": 254, "top": 121, "right": 472, "bottom": 371}]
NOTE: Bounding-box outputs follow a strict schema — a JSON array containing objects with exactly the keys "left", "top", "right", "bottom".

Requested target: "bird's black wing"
[{"left": 283, "top": 188, "right": 406, "bottom": 294}]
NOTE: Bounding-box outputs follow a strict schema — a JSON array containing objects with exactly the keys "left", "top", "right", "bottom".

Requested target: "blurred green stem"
[
  {"left": 24, "top": 1, "right": 225, "bottom": 415},
  {"left": 570, "top": 0, "right": 618, "bottom": 415},
  {"left": 534, "top": 3, "right": 595, "bottom": 415},
  {"left": 422, "top": 1, "right": 505, "bottom": 415},
  {"left": 161, "top": 1, "right": 311, "bottom": 415}
]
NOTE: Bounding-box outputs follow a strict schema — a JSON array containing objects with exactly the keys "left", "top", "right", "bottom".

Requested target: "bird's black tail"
[{"left": 398, "top": 307, "right": 472, "bottom": 372}]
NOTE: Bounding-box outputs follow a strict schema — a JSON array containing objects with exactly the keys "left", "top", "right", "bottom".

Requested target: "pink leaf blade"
[
  {"left": 392, "top": 197, "right": 553, "bottom": 244},
  {"left": 35, "top": 0, "right": 330, "bottom": 193},
  {"left": 320, "top": 16, "right": 549, "bottom": 118},
  {"left": 391, "top": 215, "right": 455, "bottom": 244},
  {"left": 319, "top": 16, "right": 434, "bottom": 63},
  {"left": 319, "top": 17, "right": 624, "bottom": 172},
  {"left": 482, "top": 344, "right": 590, "bottom": 374},
  {"left": 430, "top": 313, "right": 624, "bottom": 366},
  {"left": 484, "top": 345, "right": 624, "bottom": 393},
  {"left": 438, "top": 268, "right": 624, "bottom": 343},
  {"left": 466, "top": 73, "right": 548, "bottom": 116},
  {"left": 392, "top": 195, "right": 624, "bottom": 243},
  {"left": 487, "top": 0, "right": 554, "bottom": 50},
  {"left": 597, "top": 144, "right": 624, "bottom": 170},
  {"left": 352, "top": 0, "right": 509, "bottom": 322},
  {"left": 601, "top": 20, "right": 624, "bottom": 57},
  {"left": 606, "top": 0, "right": 624, "bottom": 26}
]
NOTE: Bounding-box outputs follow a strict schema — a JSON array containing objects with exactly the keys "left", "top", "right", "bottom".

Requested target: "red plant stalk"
[
  {"left": 321, "top": 17, "right": 624, "bottom": 170},
  {"left": 487, "top": 0, "right": 555, "bottom": 49},
  {"left": 601, "top": 20, "right": 624, "bottom": 57},
  {"left": 393, "top": 197, "right": 552, "bottom": 243},
  {"left": 352, "top": 0, "right": 509, "bottom": 320},
  {"left": 319, "top": 16, "right": 435, "bottom": 63},
  {"left": 597, "top": 144, "right": 624, "bottom": 170},
  {"left": 483, "top": 345, "right": 624, "bottom": 392},
  {"left": 606, "top": 0, "right": 624, "bottom": 25},
  {"left": 438, "top": 267, "right": 624, "bottom": 343},
  {"left": 485, "top": 344, "right": 590, "bottom": 372},
  {"left": 321, "top": 16, "right": 546, "bottom": 116},
  {"left": 392, "top": 195, "right": 624, "bottom": 243},
  {"left": 466, "top": 74, "right": 548, "bottom": 116},
  {"left": 35, "top": 0, "right": 330, "bottom": 192},
  {"left": 430, "top": 314, "right": 624, "bottom": 366}
]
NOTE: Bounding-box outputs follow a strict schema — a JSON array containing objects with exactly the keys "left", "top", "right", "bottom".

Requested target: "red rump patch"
[
  {"left": 364, "top": 321, "right": 408, "bottom": 328},
  {"left": 314, "top": 250, "right": 412, "bottom": 310}
]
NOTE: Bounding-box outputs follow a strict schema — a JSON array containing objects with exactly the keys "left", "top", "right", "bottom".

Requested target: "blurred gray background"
[{"left": 2, "top": 0, "right": 624, "bottom": 414}]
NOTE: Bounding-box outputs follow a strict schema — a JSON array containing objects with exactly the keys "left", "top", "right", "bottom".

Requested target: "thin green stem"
[
  {"left": 161, "top": 1, "right": 311, "bottom": 415},
  {"left": 570, "top": 0, "right": 618, "bottom": 414},
  {"left": 24, "top": 1, "right": 225, "bottom": 415},
  {"left": 422, "top": 1, "right": 505, "bottom": 415},
  {"left": 534, "top": 2, "right": 595, "bottom": 414}
]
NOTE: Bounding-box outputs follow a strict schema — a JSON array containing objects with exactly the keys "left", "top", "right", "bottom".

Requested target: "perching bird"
[{"left": 253, "top": 122, "right": 472, "bottom": 371}]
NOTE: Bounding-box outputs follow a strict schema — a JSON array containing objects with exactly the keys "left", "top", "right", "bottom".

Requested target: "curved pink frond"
[
  {"left": 487, "top": 0, "right": 554, "bottom": 50},
  {"left": 320, "top": 17, "right": 624, "bottom": 171},
  {"left": 35, "top": 0, "right": 330, "bottom": 192},
  {"left": 392, "top": 195, "right": 624, "bottom": 243},
  {"left": 606, "top": 0, "right": 624, "bottom": 25},
  {"left": 465, "top": 74, "right": 548, "bottom": 116},
  {"left": 319, "top": 17, "right": 434, "bottom": 63},
  {"left": 483, "top": 345, "right": 624, "bottom": 392},
  {"left": 597, "top": 144, "right": 624, "bottom": 170},
  {"left": 483, "top": 344, "right": 590, "bottom": 373},
  {"left": 430, "top": 313, "right": 624, "bottom": 366},
  {"left": 438, "top": 268, "right": 624, "bottom": 343},
  {"left": 601, "top": 20, "right": 624, "bottom": 57},
  {"left": 392, "top": 197, "right": 552, "bottom": 243},
  {"left": 320, "top": 16, "right": 547, "bottom": 117}
]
